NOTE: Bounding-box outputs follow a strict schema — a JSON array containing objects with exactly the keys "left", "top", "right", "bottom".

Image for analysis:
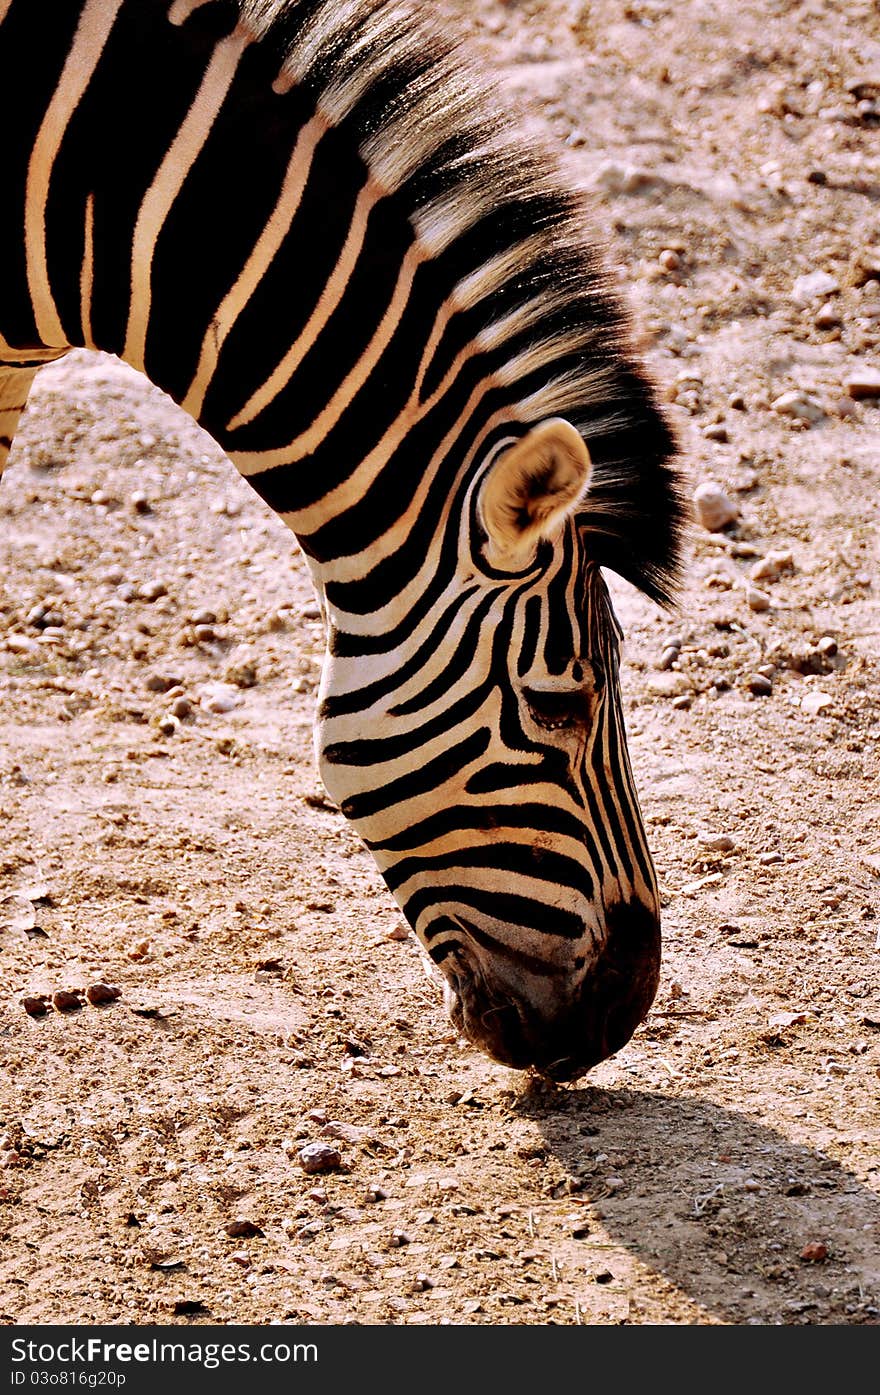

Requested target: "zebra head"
[{"left": 316, "top": 418, "right": 663, "bottom": 1083}]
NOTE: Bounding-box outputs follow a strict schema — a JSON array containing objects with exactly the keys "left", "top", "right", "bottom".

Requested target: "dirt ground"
[{"left": 1, "top": 0, "right": 878, "bottom": 1327}]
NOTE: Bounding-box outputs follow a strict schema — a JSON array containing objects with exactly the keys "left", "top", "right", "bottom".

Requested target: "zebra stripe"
[
  {"left": 24, "top": 0, "right": 126, "bottom": 348},
  {"left": 123, "top": 21, "right": 255, "bottom": 370},
  {"left": 0, "top": 0, "right": 684, "bottom": 1081},
  {"left": 181, "top": 111, "right": 327, "bottom": 418}
]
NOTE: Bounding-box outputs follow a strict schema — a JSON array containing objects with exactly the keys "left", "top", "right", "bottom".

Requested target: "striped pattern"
[{"left": 0, "top": 0, "right": 683, "bottom": 1080}]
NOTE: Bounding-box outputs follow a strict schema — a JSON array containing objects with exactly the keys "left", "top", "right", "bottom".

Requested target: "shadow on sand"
[{"left": 513, "top": 1083, "right": 880, "bottom": 1325}]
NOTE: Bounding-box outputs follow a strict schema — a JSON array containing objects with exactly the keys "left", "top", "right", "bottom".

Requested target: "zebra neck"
[{"left": 2, "top": 0, "right": 510, "bottom": 617}]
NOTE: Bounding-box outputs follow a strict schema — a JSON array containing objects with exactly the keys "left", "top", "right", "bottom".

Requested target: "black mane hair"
[{"left": 239, "top": 0, "right": 685, "bottom": 604}]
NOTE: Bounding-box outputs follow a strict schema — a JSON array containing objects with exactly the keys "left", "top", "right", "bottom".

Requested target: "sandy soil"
[{"left": 1, "top": 0, "right": 878, "bottom": 1326}]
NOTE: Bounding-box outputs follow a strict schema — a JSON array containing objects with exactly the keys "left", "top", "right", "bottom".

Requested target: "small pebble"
[
  {"left": 170, "top": 696, "right": 191, "bottom": 719},
  {"left": 855, "top": 248, "right": 880, "bottom": 283},
  {"left": 145, "top": 672, "right": 183, "bottom": 694},
  {"left": 802, "top": 690, "right": 833, "bottom": 717},
  {"left": 200, "top": 684, "right": 241, "bottom": 715},
  {"left": 321, "top": 1121, "right": 368, "bottom": 1145},
  {"left": 365, "top": 1185, "right": 388, "bottom": 1203},
  {"left": 702, "top": 423, "right": 729, "bottom": 443},
  {"left": 748, "top": 674, "right": 773, "bottom": 696},
  {"left": 733, "top": 469, "right": 758, "bottom": 493},
  {"left": 158, "top": 715, "right": 180, "bottom": 737},
  {"left": 658, "top": 249, "right": 681, "bottom": 272},
  {"left": 817, "top": 635, "right": 837, "bottom": 657},
  {"left": 791, "top": 271, "right": 839, "bottom": 306},
  {"left": 4, "top": 634, "right": 39, "bottom": 655},
  {"left": 589, "top": 160, "right": 659, "bottom": 194},
  {"left": 693, "top": 481, "right": 738, "bottom": 532},
  {"left": 844, "top": 365, "right": 880, "bottom": 400},
  {"left": 749, "top": 550, "right": 794, "bottom": 582},
  {"left": 658, "top": 645, "right": 680, "bottom": 671},
  {"left": 297, "top": 1142, "right": 342, "bottom": 1175},
  {"left": 388, "top": 1230, "right": 411, "bottom": 1248},
  {"left": 702, "top": 835, "right": 736, "bottom": 852},
  {"left": 800, "top": 1242, "right": 828, "bottom": 1262},
  {"left": 814, "top": 303, "right": 841, "bottom": 330},
  {"left": 189, "top": 609, "right": 217, "bottom": 627},
  {"left": 85, "top": 982, "right": 122, "bottom": 1006},
  {"left": 759, "top": 852, "right": 783, "bottom": 866},
  {"left": 771, "top": 390, "right": 824, "bottom": 422},
  {"left": 130, "top": 490, "right": 151, "bottom": 514},
  {"left": 672, "top": 694, "right": 692, "bottom": 711},
  {"left": 21, "top": 995, "right": 49, "bottom": 1017},
  {"left": 127, "top": 939, "right": 151, "bottom": 961},
  {"left": 51, "top": 989, "right": 82, "bottom": 1012},
  {"left": 138, "top": 580, "right": 168, "bottom": 602},
  {"left": 307, "top": 1109, "right": 329, "bottom": 1125},
  {"left": 224, "top": 1218, "right": 263, "bottom": 1238},
  {"left": 745, "top": 585, "right": 771, "bottom": 612}
]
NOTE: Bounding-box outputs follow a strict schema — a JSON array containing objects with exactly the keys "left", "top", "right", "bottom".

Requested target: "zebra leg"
[{"left": 0, "top": 364, "right": 39, "bottom": 479}]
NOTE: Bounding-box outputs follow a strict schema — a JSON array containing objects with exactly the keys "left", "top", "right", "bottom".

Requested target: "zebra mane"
[{"left": 238, "top": 0, "right": 684, "bottom": 604}]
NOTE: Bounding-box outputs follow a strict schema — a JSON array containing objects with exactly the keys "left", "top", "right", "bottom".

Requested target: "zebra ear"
[{"left": 479, "top": 419, "right": 592, "bottom": 568}]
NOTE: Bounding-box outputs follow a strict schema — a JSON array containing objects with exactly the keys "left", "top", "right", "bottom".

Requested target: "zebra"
[{"left": 0, "top": 0, "right": 683, "bottom": 1082}]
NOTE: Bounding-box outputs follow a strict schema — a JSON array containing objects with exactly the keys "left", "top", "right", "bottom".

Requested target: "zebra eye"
[{"left": 522, "top": 687, "right": 589, "bottom": 732}]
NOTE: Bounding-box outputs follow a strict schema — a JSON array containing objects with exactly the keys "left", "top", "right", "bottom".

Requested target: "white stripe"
[
  {"left": 24, "top": 0, "right": 126, "bottom": 347},
  {"left": 181, "top": 113, "right": 328, "bottom": 419},
  {"left": 225, "top": 178, "right": 385, "bottom": 432},
  {"left": 80, "top": 192, "right": 95, "bottom": 348},
  {"left": 123, "top": 25, "right": 252, "bottom": 371},
  {"left": 312, "top": 375, "right": 505, "bottom": 584},
  {"left": 168, "top": 0, "right": 215, "bottom": 25}
]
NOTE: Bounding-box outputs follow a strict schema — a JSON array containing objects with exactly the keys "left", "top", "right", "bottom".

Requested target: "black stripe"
[
  {"left": 428, "top": 922, "right": 563, "bottom": 979},
  {"left": 403, "top": 884, "right": 584, "bottom": 939},
  {"left": 389, "top": 589, "right": 498, "bottom": 717},
  {"left": 322, "top": 675, "right": 494, "bottom": 768},
  {"left": 382, "top": 841, "right": 595, "bottom": 902},
  {"left": 319, "top": 585, "right": 480, "bottom": 718},
  {"left": 339, "top": 726, "right": 491, "bottom": 821}
]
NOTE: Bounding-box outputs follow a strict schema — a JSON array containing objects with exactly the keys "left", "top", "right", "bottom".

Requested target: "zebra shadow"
[{"left": 512, "top": 1084, "right": 880, "bottom": 1324}]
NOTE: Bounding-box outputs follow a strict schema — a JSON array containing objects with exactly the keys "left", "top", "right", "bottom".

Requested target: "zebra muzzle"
[{"left": 437, "top": 899, "right": 661, "bottom": 1081}]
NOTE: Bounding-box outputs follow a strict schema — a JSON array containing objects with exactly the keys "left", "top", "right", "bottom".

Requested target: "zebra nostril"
[{"left": 430, "top": 937, "right": 478, "bottom": 1000}]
